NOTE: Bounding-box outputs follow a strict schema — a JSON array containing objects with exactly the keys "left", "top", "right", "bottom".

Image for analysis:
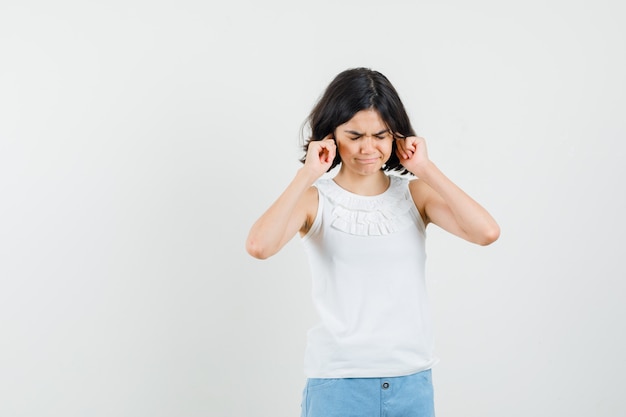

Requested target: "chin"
[{"left": 357, "top": 165, "right": 384, "bottom": 175}]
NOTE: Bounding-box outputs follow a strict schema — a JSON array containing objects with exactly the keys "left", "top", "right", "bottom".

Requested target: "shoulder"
[
  {"left": 312, "top": 178, "right": 334, "bottom": 196},
  {"left": 408, "top": 178, "right": 432, "bottom": 225}
]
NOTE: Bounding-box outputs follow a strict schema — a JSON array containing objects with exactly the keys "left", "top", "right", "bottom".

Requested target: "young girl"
[{"left": 246, "top": 68, "right": 500, "bottom": 417}]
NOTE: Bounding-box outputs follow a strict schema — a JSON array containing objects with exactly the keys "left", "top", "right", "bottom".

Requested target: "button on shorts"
[{"left": 300, "top": 369, "right": 434, "bottom": 417}]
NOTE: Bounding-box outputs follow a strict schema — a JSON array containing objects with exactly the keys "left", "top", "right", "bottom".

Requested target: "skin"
[{"left": 246, "top": 109, "right": 500, "bottom": 260}]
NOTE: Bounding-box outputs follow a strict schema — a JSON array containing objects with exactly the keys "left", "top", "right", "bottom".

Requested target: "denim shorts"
[{"left": 301, "top": 369, "right": 434, "bottom": 417}]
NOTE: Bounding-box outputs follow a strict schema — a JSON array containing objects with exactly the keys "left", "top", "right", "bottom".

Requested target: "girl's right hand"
[{"left": 303, "top": 135, "right": 336, "bottom": 179}]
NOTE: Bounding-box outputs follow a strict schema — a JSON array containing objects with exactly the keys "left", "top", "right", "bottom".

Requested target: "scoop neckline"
[{"left": 329, "top": 175, "right": 398, "bottom": 199}]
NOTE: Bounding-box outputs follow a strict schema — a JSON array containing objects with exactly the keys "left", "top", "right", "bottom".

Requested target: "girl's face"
[{"left": 334, "top": 109, "right": 393, "bottom": 176}]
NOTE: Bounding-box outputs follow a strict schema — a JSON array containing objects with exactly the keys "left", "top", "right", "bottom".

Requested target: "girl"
[{"left": 246, "top": 68, "right": 500, "bottom": 417}]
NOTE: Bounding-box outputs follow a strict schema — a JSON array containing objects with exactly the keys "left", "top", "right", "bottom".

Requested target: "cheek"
[
  {"left": 335, "top": 143, "right": 350, "bottom": 161},
  {"left": 382, "top": 140, "right": 394, "bottom": 156},
  {"left": 336, "top": 139, "right": 355, "bottom": 154}
]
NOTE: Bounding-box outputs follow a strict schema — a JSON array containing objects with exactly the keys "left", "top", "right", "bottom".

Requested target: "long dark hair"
[{"left": 301, "top": 67, "right": 416, "bottom": 173}]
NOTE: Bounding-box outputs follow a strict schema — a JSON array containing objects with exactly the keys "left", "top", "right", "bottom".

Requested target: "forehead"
[{"left": 341, "top": 109, "right": 387, "bottom": 132}]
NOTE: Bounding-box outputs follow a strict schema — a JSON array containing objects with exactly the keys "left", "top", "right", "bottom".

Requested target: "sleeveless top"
[{"left": 300, "top": 175, "right": 438, "bottom": 378}]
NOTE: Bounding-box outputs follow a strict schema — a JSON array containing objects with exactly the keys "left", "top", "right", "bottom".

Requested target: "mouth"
[{"left": 355, "top": 157, "right": 380, "bottom": 164}]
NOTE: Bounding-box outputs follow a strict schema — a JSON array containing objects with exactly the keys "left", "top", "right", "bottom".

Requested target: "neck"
[{"left": 333, "top": 169, "right": 390, "bottom": 196}]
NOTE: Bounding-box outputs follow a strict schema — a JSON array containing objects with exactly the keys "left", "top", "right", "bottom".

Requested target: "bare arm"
[
  {"left": 397, "top": 136, "right": 500, "bottom": 245},
  {"left": 246, "top": 137, "right": 336, "bottom": 259}
]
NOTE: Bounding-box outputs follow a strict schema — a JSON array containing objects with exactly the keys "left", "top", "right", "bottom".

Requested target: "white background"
[{"left": 1, "top": 1, "right": 625, "bottom": 416}]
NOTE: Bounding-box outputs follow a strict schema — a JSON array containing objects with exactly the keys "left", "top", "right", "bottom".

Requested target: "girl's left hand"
[{"left": 396, "top": 135, "right": 430, "bottom": 175}]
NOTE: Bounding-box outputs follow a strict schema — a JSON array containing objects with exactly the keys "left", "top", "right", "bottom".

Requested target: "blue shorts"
[{"left": 301, "top": 369, "right": 434, "bottom": 417}]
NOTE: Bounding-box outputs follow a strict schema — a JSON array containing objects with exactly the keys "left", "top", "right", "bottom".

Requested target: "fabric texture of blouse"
[{"left": 300, "top": 175, "right": 438, "bottom": 378}]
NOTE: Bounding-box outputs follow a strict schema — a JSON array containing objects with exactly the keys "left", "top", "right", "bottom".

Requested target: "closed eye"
[{"left": 344, "top": 129, "right": 390, "bottom": 140}]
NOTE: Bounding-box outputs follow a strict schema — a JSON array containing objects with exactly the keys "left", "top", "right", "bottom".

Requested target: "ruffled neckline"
[{"left": 316, "top": 175, "right": 415, "bottom": 236}]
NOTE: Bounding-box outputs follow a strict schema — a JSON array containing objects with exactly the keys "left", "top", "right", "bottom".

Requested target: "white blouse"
[{"left": 301, "top": 175, "right": 438, "bottom": 378}]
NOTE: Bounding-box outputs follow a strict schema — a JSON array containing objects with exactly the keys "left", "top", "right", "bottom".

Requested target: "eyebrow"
[{"left": 344, "top": 129, "right": 390, "bottom": 136}]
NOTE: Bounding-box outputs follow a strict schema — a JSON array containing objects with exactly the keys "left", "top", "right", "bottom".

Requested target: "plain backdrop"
[{"left": 1, "top": 0, "right": 625, "bottom": 416}]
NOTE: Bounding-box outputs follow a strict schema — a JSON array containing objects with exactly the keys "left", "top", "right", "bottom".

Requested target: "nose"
[{"left": 360, "top": 136, "right": 375, "bottom": 153}]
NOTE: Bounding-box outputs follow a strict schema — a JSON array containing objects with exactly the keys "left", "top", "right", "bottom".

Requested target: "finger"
[
  {"left": 317, "top": 142, "right": 335, "bottom": 163},
  {"left": 318, "top": 140, "right": 336, "bottom": 155},
  {"left": 404, "top": 136, "right": 418, "bottom": 153},
  {"left": 322, "top": 137, "right": 337, "bottom": 158},
  {"left": 395, "top": 137, "right": 410, "bottom": 159},
  {"left": 307, "top": 141, "right": 326, "bottom": 163},
  {"left": 325, "top": 143, "right": 336, "bottom": 163},
  {"left": 323, "top": 138, "right": 337, "bottom": 149},
  {"left": 396, "top": 147, "right": 410, "bottom": 161}
]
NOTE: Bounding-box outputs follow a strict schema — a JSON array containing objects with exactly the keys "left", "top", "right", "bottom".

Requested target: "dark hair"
[{"left": 300, "top": 67, "right": 416, "bottom": 173}]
